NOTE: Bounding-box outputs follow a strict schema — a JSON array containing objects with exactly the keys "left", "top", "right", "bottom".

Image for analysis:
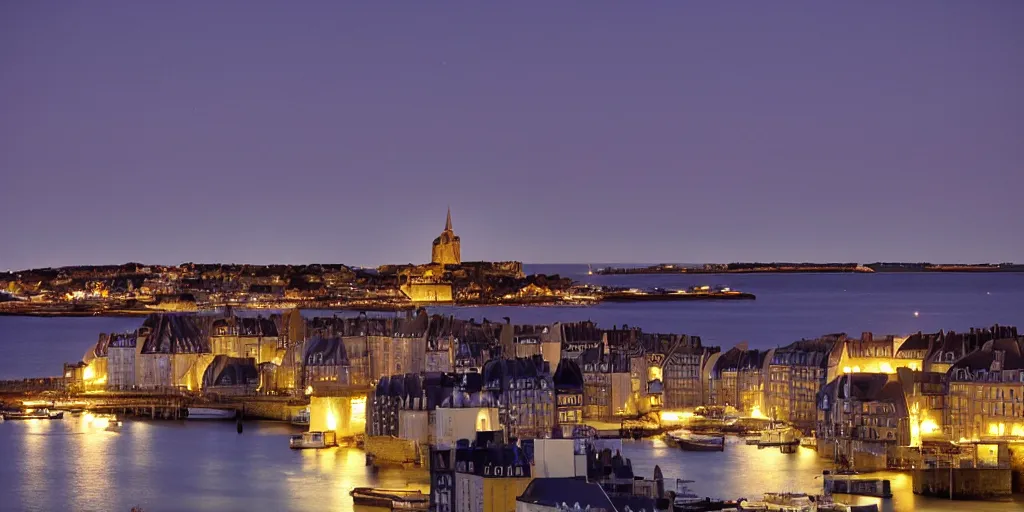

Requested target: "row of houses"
[{"left": 68, "top": 311, "right": 1023, "bottom": 450}]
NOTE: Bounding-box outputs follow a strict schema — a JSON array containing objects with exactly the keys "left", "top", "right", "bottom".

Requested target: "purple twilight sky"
[{"left": 1, "top": 2, "right": 1022, "bottom": 270}]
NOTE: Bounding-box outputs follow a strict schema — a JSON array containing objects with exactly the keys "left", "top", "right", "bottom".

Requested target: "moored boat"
[
  {"left": 288, "top": 431, "right": 337, "bottom": 449},
  {"left": 666, "top": 429, "right": 725, "bottom": 452},
  {"left": 186, "top": 407, "right": 235, "bottom": 420},
  {"left": 349, "top": 487, "right": 429, "bottom": 510},
  {"left": 739, "top": 492, "right": 813, "bottom": 511},
  {"left": 755, "top": 427, "right": 800, "bottom": 448},
  {"left": 2, "top": 408, "right": 64, "bottom": 420}
]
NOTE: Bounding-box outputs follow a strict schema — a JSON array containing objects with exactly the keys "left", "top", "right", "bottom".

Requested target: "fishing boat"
[
  {"left": 349, "top": 487, "right": 429, "bottom": 510},
  {"left": 288, "top": 431, "right": 337, "bottom": 449},
  {"left": 2, "top": 408, "right": 64, "bottom": 420},
  {"left": 186, "top": 407, "right": 235, "bottom": 420},
  {"left": 666, "top": 429, "right": 725, "bottom": 452}
]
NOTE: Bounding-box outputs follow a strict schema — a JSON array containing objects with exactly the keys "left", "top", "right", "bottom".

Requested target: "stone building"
[
  {"left": 481, "top": 355, "right": 555, "bottom": 440},
  {"left": 816, "top": 373, "right": 909, "bottom": 471},
  {"left": 452, "top": 435, "right": 532, "bottom": 512},
  {"left": 766, "top": 337, "right": 835, "bottom": 433},
  {"left": 705, "top": 344, "right": 773, "bottom": 414},
  {"left": 553, "top": 359, "right": 584, "bottom": 433},
  {"left": 201, "top": 355, "right": 258, "bottom": 396},
  {"left": 426, "top": 315, "right": 458, "bottom": 373},
  {"left": 107, "top": 331, "right": 138, "bottom": 390},
  {"left": 209, "top": 314, "right": 281, "bottom": 364},
  {"left": 826, "top": 332, "right": 906, "bottom": 382},
  {"left": 303, "top": 336, "right": 352, "bottom": 389},
  {"left": 431, "top": 208, "right": 461, "bottom": 266},
  {"left": 659, "top": 334, "right": 715, "bottom": 411},
  {"left": 925, "top": 326, "right": 1018, "bottom": 374},
  {"left": 945, "top": 336, "right": 1024, "bottom": 441},
  {"left": 135, "top": 313, "right": 214, "bottom": 391},
  {"left": 578, "top": 348, "right": 632, "bottom": 421}
]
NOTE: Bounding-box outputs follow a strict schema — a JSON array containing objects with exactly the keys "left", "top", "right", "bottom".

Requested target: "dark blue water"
[{"left": 1, "top": 269, "right": 1022, "bottom": 511}]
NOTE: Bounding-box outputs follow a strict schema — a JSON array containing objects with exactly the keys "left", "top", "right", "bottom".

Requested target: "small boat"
[
  {"left": 739, "top": 492, "right": 814, "bottom": 512},
  {"left": 674, "top": 479, "right": 741, "bottom": 511},
  {"left": 349, "top": 487, "right": 429, "bottom": 510},
  {"left": 666, "top": 429, "right": 725, "bottom": 452},
  {"left": 290, "top": 408, "right": 310, "bottom": 427},
  {"left": 2, "top": 408, "right": 64, "bottom": 420},
  {"left": 186, "top": 407, "right": 235, "bottom": 420},
  {"left": 756, "top": 427, "right": 800, "bottom": 448},
  {"left": 289, "top": 431, "right": 337, "bottom": 449},
  {"left": 821, "top": 472, "right": 891, "bottom": 498}
]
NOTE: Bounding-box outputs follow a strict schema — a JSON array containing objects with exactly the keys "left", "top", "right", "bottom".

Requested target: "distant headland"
[{"left": 594, "top": 262, "right": 1024, "bottom": 275}]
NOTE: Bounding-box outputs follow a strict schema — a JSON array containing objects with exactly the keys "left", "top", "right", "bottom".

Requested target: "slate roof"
[
  {"left": 303, "top": 336, "right": 349, "bottom": 366},
  {"left": 139, "top": 314, "right": 211, "bottom": 354},
  {"left": 202, "top": 355, "right": 258, "bottom": 388},
  {"left": 517, "top": 478, "right": 616, "bottom": 510},
  {"left": 553, "top": 359, "right": 584, "bottom": 392}
]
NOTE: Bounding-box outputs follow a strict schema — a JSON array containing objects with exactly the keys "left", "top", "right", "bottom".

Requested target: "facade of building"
[
  {"left": 945, "top": 336, "right": 1024, "bottom": 441},
  {"left": 107, "top": 331, "right": 138, "bottom": 390},
  {"left": 209, "top": 315, "right": 281, "bottom": 364},
  {"left": 766, "top": 338, "right": 835, "bottom": 433},
  {"left": 553, "top": 359, "right": 584, "bottom": 434},
  {"left": 453, "top": 437, "right": 532, "bottom": 512},
  {"left": 816, "top": 373, "right": 909, "bottom": 471},
  {"left": 706, "top": 345, "right": 773, "bottom": 414},
  {"left": 482, "top": 355, "right": 555, "bottom": 440},
  {"left": 135, "top": 314, "right": 214, "bottom": 391},
  {"left": 660, "top": 334, "right": 715, "bottom": 411}
]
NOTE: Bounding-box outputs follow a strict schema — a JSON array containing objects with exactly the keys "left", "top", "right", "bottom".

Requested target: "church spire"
[{"left": 445, "top": 207, "right": 453, "bottom": 232}]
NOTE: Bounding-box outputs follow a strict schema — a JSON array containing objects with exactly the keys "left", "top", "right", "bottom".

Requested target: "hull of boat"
[
  {"left": 677, "top": 439, "right": 725, "bottom": 452},
  {"left": 186, "top": 408, "right": 235, "bottom": 420},
  {"left": 349, "top": 488, "right": 428, "bottom": 511},
  {"left": 2, "top": 412, "right": 63, "bottom": 420}
]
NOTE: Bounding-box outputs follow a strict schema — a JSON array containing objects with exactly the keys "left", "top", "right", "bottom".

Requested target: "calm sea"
[{"left": 1, "top": 266, "right": 1022, "bottom": 511}]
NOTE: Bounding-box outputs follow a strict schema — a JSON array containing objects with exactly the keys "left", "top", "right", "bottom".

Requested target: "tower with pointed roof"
[{"left": 431, "top": 207, "right": 461, "bottom": 266}]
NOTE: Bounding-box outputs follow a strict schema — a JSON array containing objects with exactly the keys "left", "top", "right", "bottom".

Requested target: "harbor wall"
[
  {"left": 912, "top": 468, "right": 1012, "bottom": 500},
  {"left": 365, "top": 435, "right": 420, "bottom": 466},
  {"left": 241, "top": 400, "right": 304, "bottom": 422}
]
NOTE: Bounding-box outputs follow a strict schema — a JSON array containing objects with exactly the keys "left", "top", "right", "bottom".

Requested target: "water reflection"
[{"left": 1, "top": 420, "right": 1019, "bottom": 511}]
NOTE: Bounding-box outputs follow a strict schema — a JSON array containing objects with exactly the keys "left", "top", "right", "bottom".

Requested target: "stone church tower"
[{"left": 431, "top": 208, "right": 461, "bottom": 266}]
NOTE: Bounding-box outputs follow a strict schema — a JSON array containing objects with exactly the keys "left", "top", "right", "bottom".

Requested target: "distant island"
[
  {"left": 595, "top": 262, "right": 1024, "bottom": 275},
  {"left": 0, "top": 210, "right": 754, "bottom": 317}
]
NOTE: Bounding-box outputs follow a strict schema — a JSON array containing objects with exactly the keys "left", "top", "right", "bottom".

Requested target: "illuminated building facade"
[
  {"left": 578, "top": 348, "right": 632, "bottom": 421},
  {"left": 209, "top": 314, "right": 281, "bottom": 364},
  {"left": 553, "top": 359, "right": 584, "bottom": 433},
  {"left": 431, "top": 208, "right": 461, "bottom": 266},
  {"left": 945, "top": 336, "right": 1024, "bottom": 441},
  {"left": 816, "top": 373, "right": 909, "bottom": 471},
  {"left": 452, "top": 436, "right": 532, "bottom": 512},
  {"left": 135, "top": 313, "right": 214, "bottom": 391},
  {"left": 659, "top": 334, "right": 716, "bottom": 411},
  {"left": 481, "top": 355, "right": 555, "bottom": 440},
  {"left": 106, "top": 331, "right": 138, "bottom": 390},
  {"left": 706, "top": 345, "right": 773, "bottom": 414},
  {"left": 766, "top": 337, "right": 835, "bottom": 433}
]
